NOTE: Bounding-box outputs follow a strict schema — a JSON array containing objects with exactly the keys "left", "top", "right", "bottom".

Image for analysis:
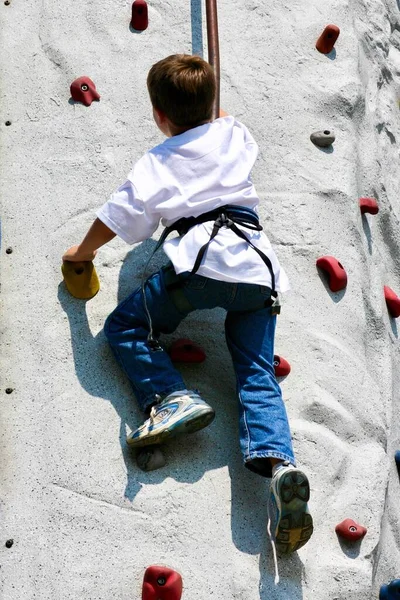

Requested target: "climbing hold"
[
  {"left": 136, "top": 446, "right": 166, "bottom": 472},
  {"left": 5, "top": 121, "right": 11, "bottom": 126},
  {"left": 131, "top": 0, "right": 148, "bottom": 31},
  {"left": 316, "top": 256, "right": 348, "bottom": 292},
  {"left": 169, "top": 339, "right": 206, "bottom": 363},
  {"left": 61, "top": 261, "right": 100, "bottom": 300},
  {"left": 142, "top": 565, "right": 183, "bottom": 600},
  {"left": 70, "top": 77, "right": 100, "bottom": 107},
  {"left": 395, "top": 451, "right": 400, "bottom": 476},
  {"left": 384, "top": 286, "right": 400, "bottom": 318},
  {"left": 273, "top": 355, "right": 291, "bottom": 377},
  {"left": 316, "top": 24, "right": 340, "bottom": 54},
  {"left": 379, "top": 579, "right": 400, "bottom": 599},
  {"left": 310, "top": 130, "right": 335, "bottom": 148},
  {"left": 335, "top": 518, "right": 367, "bottom": 542},
  {"left": 359, "top": 197, "right": 379, "bottom": 215},
  {"left": 5, "top": 539, "right": 13, "bottom": 548},
  {"left": 5, "top": 247, "right": 13, "bottom": 254},
  {"left": 5, "top": 388, "right": 13, "bottom": 394},
  {"left": 4, "top": 0, "right": 10, "bottom": 5}
]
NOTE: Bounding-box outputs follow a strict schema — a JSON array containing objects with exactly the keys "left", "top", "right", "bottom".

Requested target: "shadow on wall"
[
  {"left": 58, "top": 240, "right": 245, "bottom": 496},
  {"left": 58, "top": 240, "right": 240, "bottom": 495},
  {"left": 57, "top": 3, "right": 305, "bottom": 593},
  {"left": 59, "top": 242, "right": 304, "bottom": 598}
]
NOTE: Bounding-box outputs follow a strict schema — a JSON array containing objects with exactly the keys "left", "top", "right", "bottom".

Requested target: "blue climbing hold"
[
  {"left": 379, "top": 579, "right": 400, "bottom": 599},
  {"left": 395, "top": 451, "right": 400, "bottom": 476}
]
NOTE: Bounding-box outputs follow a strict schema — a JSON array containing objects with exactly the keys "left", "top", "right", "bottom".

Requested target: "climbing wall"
[{"left": 1, "top": 0, "right": 400, "bottom": 598}]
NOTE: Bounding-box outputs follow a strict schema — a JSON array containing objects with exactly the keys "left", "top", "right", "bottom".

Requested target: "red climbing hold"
[
  {"left": 142, "top": 566, "right": 182, "bottom": 600},
  {"left": 316, "top": 256, "right": 347, "bottom": 292},
  {"left": 273, "top": 355, "right": 291, "bottom": 377},
  {"left": 335, "top": 518, "right": 367, "bottom": 542},
  {"left": 316, "top": 24, "right": 340, "bottom": 54},
  {"left": 384, "top": 286, "right": 400, "bottom": 318},
  {"left": 359, "top": 197, "right": 379, "bottom": 215},
  {"left": 70, "top": 77, "right": 100, "bottom": 106},
  {"left": 131, "top": 0, "right": 148, "bottom": 31},
  {"left": 169, "top": 339, "right": 206, "bottom": 363}
]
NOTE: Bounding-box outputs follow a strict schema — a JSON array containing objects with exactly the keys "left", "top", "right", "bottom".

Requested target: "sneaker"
[
  {"left": 267, "top": 462, "right": 313, "bottom": 555},
  {"left": 127, "top": 390, "right": 215, "bottom": 448}
]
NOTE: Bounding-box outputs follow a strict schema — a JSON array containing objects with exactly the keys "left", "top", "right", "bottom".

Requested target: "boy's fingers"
[{"left": 62, "top": 246, "right": 97, "bottom": 262}]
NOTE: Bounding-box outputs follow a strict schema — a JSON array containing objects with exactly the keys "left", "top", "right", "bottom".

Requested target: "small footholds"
[
  {"left": 5, "top": 388, "right": 14, "bottom": 394},
  {"left": 5, "top": 247, "right": 13, "bottom": 254},
  {"left": 335, "top": 519, "right": 367, "bottom": 542},
  {"left": 4, "top": 1, "right": 10, "bottom": 5},
  {"left": 316, "top": 24, "right": 340, "bottom": 54},
  {"left": 379, "top": 579, "right": 400, "bottom": 600},
  {"left": 316, "top": 256, "right": 348, "bottom": 292},
  {"left": 310, "top": 130, "right": 335, "bottom": 148},
  {"left": 131, "top": 0, "right": 148, "bottom": 31},
  {"left": 273, "top": 355, "right": 291, "bottom": 377},
  {"left": 70, "top": 76, "right": 100, "bottom": 107},
  {"left": 5, "top": 539, "right": 14, "bottom": 548},
  {"left": 384, "top": 286, "right": 400, "bottom": 318},
  {"left": 169, "top": 338, "right": 206, "bottom": 363},
  {"left": 136, "top": 446, "right": 166, "bottom": 472},
  {"left": 359, "top": 197, "right": 379, "bottom": 215},
  {"left": 142, "top": 566, "right": 183, "bottom": 600},
  {"left": 5, "top": 120, "right": 11, "bottom": 126}
]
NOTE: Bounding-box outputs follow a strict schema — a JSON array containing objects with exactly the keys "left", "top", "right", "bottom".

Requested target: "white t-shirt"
[{"left": 97, "top": 116, "right": 290, "bottom": 292}]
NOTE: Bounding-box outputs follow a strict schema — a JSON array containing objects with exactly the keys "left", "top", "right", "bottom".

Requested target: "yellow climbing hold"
[{"left": 61, "top": 260, "right": 100, "bottom": 299}]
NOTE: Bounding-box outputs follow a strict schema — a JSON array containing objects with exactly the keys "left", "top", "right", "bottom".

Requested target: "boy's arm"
[{"left": 62, "top": 218, "right": 116, "bottom": 262}]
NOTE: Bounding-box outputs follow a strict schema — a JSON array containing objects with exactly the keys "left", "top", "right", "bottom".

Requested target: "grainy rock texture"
[{"left": 1, "top": 0, "right": 400, "bottom": 598}]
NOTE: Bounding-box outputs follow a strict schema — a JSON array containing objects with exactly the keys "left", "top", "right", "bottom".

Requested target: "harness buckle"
[{"left": 215, "top": 212, "right": 233, "bottom": 228}]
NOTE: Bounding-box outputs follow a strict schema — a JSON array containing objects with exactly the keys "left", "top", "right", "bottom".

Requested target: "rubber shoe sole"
[
  {"left": 274, "top": 469, "right": 313, "bottom": 554},
  {"left": 127, "top": 406, "right": 215, "bottom": 448}
]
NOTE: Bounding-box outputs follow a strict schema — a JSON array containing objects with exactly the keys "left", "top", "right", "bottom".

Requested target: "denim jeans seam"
[
  {"left": 228, "top": 283, "right": 237, "bottom": 305},
  {"left": 108, "top": 343, "right": 148, "bottom": 404},
  {"left": 245, "top": 451, "right": 296, "bottom": 464},
  {"left": 237, "top": 384, "right": 252, "bottom": 458}
]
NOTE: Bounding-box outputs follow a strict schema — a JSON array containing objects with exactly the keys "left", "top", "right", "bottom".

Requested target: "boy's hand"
[{"left": 62, "top": 245, "right": 97, "bottom": 263}]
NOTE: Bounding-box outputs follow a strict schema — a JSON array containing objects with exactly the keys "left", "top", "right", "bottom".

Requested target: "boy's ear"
[{"left": 153, "top": 107, "right": 167, "bottom": 123}]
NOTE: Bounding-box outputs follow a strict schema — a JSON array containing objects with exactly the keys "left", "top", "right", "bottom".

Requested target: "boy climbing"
[{"left": 62, "top": 54, "right": 313, "bottom": 561}]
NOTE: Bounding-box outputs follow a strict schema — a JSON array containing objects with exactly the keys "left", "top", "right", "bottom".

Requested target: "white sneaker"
[
  {"left": 267, "top": 462, "right": 313, "bottom": 555},
  {"left": 127, "top": 390, "right": 215, "bottom": 448}
]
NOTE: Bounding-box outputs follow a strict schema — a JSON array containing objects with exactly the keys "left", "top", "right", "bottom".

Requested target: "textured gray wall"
[{"left": 1, "top": 0, "right": 400, "bottom": 598}]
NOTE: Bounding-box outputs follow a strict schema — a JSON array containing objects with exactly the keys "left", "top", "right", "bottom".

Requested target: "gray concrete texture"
[{"left": 1, "top": 0, "right": 400, "bottom": 598}]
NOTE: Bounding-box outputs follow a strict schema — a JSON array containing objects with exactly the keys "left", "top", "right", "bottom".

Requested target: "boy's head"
[{"left": 147, "top": 54, "right": 216, "bottom": 133}]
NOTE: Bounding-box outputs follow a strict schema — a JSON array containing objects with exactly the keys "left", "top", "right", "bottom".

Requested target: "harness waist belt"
[{"left": 155, "top": 204, "right": 277, "bottom": 295}]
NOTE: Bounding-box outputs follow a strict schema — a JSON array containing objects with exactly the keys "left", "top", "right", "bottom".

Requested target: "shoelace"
[
  {"left": 148, "top": 403, "right": 167, "bottom": 425},
  {"left": 266, "top": 495, "right": 280, "bottom": 585}
]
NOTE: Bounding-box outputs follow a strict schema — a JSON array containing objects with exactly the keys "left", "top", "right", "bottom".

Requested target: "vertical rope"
[{"left": 205, "top": 0, "right": 220, "bottom": 119}]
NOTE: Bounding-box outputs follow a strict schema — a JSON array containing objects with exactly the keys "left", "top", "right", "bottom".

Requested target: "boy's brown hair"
[{"left": 147, "top": 54, "right": 216, "bottom": 128}]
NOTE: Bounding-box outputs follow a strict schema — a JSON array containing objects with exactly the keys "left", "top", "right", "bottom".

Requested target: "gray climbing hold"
[
  {"left": 136, "top": 446, "right": 166, "bottom": 472},
  {"left": 310, "top": 129, "right": 335, "bottom": 148}
]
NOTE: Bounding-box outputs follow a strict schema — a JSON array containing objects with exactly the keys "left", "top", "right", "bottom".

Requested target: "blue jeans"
[{"left": 104, "top": 264, "right": 295, "bottom": 477}]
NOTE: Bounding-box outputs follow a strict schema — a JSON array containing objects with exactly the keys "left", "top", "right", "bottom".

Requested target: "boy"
[{"left": 63, "top": 54, "right": 313, "bottom": 560}]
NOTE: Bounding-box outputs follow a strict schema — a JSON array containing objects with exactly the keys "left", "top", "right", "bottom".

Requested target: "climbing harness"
[{"left": 141, "top": 205, "right": 280, "bottom": 350}]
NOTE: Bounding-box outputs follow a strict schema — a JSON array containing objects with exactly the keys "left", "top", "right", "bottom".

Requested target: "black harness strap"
[
  {"left": 189, "top": 211, "right": 276, "bottom": 294},
  {"left": 142, "top": 204, "right": 278, "bottom": 349}
]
